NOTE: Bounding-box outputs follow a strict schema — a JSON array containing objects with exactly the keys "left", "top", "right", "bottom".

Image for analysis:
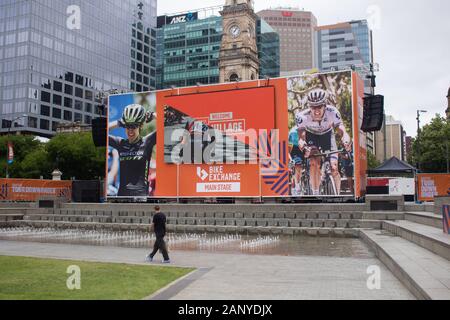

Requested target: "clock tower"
[{"left": 219, "top": 0, "right": 259, "bottom": 83}]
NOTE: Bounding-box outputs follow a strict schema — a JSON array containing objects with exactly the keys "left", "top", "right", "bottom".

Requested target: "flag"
[{"left": 7, "top": 141, "right": 14, "bottom": 165}]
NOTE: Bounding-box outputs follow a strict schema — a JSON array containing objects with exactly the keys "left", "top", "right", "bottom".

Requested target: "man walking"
[{"left": 146, "top": 206, "right": 170, "bottom": 263}]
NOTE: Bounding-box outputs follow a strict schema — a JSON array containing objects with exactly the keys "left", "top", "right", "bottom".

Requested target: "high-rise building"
[
  {"left": 316, "top": 20, "right": 373, "bottom": 94},
  {"left": 316, "top": 20, "right": 377, "bottom": 155},
  {"left": 375, "top": 116, "right": 406, "bottom": 162},
  {"left": 0, "top": 0, "right": 157, "bottom": 137},
  {"left": 156, "top": 9, "right": 279, "bottom": 89},
  {"left": 257, "top": 9, "right": 317, "bottom": 73}
]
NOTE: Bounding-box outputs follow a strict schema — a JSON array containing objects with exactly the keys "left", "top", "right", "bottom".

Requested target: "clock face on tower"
[{"left": 229, "top": 25, "right": 241, "bottom": 38}]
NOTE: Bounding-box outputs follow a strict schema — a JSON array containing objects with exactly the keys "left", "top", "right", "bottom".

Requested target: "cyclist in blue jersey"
[
  {"left": 109, "top": 104, "right": 156, "bottom": 197},
  {"left": 288, "top": 126, "right": 303, "bottom": 196}
]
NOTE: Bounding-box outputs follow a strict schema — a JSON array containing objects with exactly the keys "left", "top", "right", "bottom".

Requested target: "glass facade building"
[
  {"left": 257, "top": 18, "right": 280, "bottom": 79},
  {"left": 156, "top": 15, "right": 280, "bottom": 89},
  {"left": 316, "top": 20, "right": 372, "bottom": 92},
  {"left": 0, "top": 0, "right": 157, "bottom": 137}
]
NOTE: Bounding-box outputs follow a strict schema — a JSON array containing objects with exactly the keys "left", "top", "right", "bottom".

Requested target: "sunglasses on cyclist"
[
  {"left": 310, "top": 104, "right": 326, "bottom": 110},
  {"left": 125, "top": 124, "right": 140, "bottom": 129}
]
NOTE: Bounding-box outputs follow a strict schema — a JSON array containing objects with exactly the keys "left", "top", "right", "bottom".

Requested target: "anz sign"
[
  {"left": 169, "top": 12, "right": 197, "bottom": 24},
  {"left": 157, "top": 12, "right": 198, "bottom": 28}
]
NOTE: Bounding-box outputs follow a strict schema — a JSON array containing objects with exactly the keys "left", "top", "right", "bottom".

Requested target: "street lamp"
[
  {"left": 416, "top": 109, "right": 427, "bottom": 172},
  {"left": 5, "top": 114, "right": 27, "bottom": 178}
]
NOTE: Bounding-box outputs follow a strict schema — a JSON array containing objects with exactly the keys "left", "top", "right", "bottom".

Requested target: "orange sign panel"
[
  {"left": 417, "top": 174, "right": 450, "bottom": 202},
  {"left": 178, "top": 164, "right": 260, "bottom": 197},
  {"left": 0, "top": 179, "right": 72, "bottom": 202}
]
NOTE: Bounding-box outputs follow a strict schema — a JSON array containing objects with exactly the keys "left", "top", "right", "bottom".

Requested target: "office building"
[
  {"left": 0, "top": 0, "right": 157, "bottom": 137},
  {"left": 316, "top": 20, "right": 376, "bottom": 155},
  {"left": 316, "top": 20, "right": 373, "bottom": 93},
  {"left": 375, "top": 116, "right": 406, "bottom": 162},
  {"left": 156, "top": 9, "right": 279, "bottom": 89},
  {"left": 257, "top": 9, "right": 317, "bottom": 73}
]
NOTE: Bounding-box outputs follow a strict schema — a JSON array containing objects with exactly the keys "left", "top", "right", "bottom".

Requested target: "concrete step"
[
  {"left": 404, "top": 203, "right": 435, "bottom": 213},
  {"left": 23, "top": 214, "right": 152, "bottom": 225},
  {"left": 23, "top": 213, "right": 384, "bottom": 230},
  {"left": 405, "top": 212, "right": 443, "bottom": 229},
  {"left": 41, "top": 210, "right": 405, "bottom": 222},
  {"left": 15, "top": 220, "right": 360, "bottom": 237},
  {"left": 0, "top": 214, "right": 24, "bottom": 222},
  {"left": 0, "top": 202, "right": 36, "bottom": 208},
  {"left": 362, "top": 212, "right": 404, "bottom": 220},
  {"left": 382, "top": 221, "right": 450, "bottom": 261},
  {"left": 61, "top": 203, "right": 369, "bottom": 213},
  {"left": 360, "top": 229, "right": 450, "bottom": 300}
]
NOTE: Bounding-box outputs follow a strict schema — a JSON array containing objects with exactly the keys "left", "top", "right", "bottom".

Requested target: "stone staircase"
[
  {"left": 360, "top": 205, "right": 450, "bottom": 300},
  {"left": 6, "top": 203, "right": 406, "bottom": 237}
]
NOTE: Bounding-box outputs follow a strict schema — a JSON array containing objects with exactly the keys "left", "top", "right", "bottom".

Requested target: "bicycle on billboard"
[{"left": 288, "top": 73, "right": 355, "bottom": 197}]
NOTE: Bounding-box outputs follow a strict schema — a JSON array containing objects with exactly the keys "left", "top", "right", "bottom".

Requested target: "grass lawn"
[{"left": 0, "top": 255, "right": 194, "bottom": 300}]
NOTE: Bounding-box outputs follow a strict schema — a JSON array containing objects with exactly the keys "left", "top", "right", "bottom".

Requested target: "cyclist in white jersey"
[{"left": 295, "top": 88, "right": 352, "bottom": 195}]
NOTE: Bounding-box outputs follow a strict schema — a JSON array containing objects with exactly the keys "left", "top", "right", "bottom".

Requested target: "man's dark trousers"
[{"left": 150, "top": 236, "right": 169, "bottom": 261}]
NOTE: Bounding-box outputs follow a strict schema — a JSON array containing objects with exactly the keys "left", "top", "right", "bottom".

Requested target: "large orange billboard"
[
  {"left": 417, "top": 174, "right": 450, "bottom": 202},
  {"left": 0, "top": 179, "right": 72, "bottom": 202},
  {"left": 106, "top": 71, "right": 366, "bottom": 199}
]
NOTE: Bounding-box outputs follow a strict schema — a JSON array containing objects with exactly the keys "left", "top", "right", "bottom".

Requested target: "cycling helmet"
[
  {"left": 122, "top": 104, "right": 146, "bottom": 125},
  {"left": 307, "top": 89, "right": 328, "bottom": 108}
]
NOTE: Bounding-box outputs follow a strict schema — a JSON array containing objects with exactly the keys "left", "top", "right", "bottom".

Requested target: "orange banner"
[
  {"left": 179, "top": 164, "right": 261, "bottom": 197},
  {"left": 417, "top": 174, "right": 450, "bottom": 202},
  {"left": 0, "top": 179, "right": 72, "bottom": 202}
]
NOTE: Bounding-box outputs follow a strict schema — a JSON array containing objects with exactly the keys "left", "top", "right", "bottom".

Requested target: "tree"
[
  {"left": 20, "top": 147, "right": 52, "bottom": 179},
  {"left": 411, "top": 115, "right": 450, "bottom": 173},
  {"left": 367, "top": 151, "right": 381, "bottom": 170},
  {"left": 0, "top": 135, "right": 42, "bottom": 178},
  {"left": 45, "top": 132, "right": 106, "bottom": 180}
]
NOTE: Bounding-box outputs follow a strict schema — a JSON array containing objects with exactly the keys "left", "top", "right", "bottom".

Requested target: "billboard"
[
  {"left": 287, "top": 71, "right": 360, "bottom": 197},
  {"left": 106, "top": 71, "right": 366, "bottom": 200},
  {"left": 0, "top": 179, "right": 72, "bottom": 202},
  {"left": 107, "top": 92, "right": 157, "bottom": 198},
  {"left": 417, "top": 174, "right": 450, "bottom": 202}
]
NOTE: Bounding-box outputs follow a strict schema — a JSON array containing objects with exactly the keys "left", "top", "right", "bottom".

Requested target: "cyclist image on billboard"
[
  {"left": 107, "top": 92, "right": 157, "bottom": 198},
  {"left": 288, "top": 72, "right": 354, "bottom": 197}
]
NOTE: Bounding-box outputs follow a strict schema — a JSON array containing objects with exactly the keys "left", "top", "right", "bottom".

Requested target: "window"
[
  {"left": 74, "top": 113, "right": 82, "bottom": 122},
  {"left": 64, "top": 84, "right": 73, "bottom": 95},
  {"left": 84, "top": 115, "right": 92, "bottom": 125},
  {"left": 53, "top": 108, "right": 62, "bottom": 119},
  {"left": 85, "top": 90, "right": 93, "bottom": 101},
  {"left": 40, "top": 105, "right": 50, "bottom": 116},
  {"left": 28, "top": 117, "right": 38, "bottom": 128},
  {"left": 53, "top": 81, "right": 62, "bottom": 92},
  {"left": 75, "top": 74, "right": 84, "bottom": 85},
  {"left": 63, "top": 110, "right": 72, "bottom": 121},
  {"left": 53, "top": 94, "right": 62, "bottom": 106},
  {"left": 75, "top": 100, "right": 83, "bottom": 110},
  {"left": 52, "top": 122, "right": 59, "bottom": 132},
  {"left": 42, "top": 78, "right": 51, "bottom": 89},
  {"left": 75, "top": 87, "right": 83, "bottom": 98},
  {"left": 41, "top": 91, "right": 51, "bottom": 103},
  {"left": 64, "top": 97, "right": 72, "bottom": 108},
  {"left": 85, "top": 103, "right": 92, "bottom": 113},
  {"left": 40, "top": 119, "right": 50, "bottom": 130},
  {"left": 65, "top": 72, "right": 74, "bottom": 82}
]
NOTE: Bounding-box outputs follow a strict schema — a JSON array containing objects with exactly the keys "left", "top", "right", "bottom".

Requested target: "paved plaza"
[{"left": 0, "top": 240, "right": 415, "bottom": 300}]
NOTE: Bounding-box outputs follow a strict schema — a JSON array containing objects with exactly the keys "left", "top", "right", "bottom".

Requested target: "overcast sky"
[{"left": 158, "top": 0, "right": 450, "bottom": 136}]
